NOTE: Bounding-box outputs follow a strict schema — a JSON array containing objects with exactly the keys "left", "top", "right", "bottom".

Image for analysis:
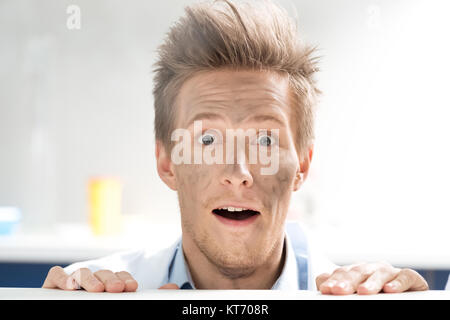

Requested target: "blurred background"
[{"left": 1, "top": 0, "right": 449, "bottom": 289}]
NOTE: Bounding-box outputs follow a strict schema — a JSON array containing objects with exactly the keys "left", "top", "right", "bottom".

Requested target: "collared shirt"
[
  {"left": 168, "top": 231, "right": 303, "bottom": 290},
  {"left": 64, "top": 222, "right": 338, "bottom": 290}
]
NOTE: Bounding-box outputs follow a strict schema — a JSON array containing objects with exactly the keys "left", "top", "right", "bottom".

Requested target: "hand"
[
  {"left": 42, "top": 266, "right": 139, "bottom": 293},
  {"left": 158, "top": 283, "right": 180, "bottom": 289},
  {"left": 316, "top": 262, "right": 429, "bottom": 295}
]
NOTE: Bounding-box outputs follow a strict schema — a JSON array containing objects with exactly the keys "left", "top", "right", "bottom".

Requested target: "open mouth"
[{"left": 212, "top": 207, "right": 260, "bottom": 221}]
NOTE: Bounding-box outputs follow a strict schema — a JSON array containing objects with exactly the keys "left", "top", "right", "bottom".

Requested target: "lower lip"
[{"left": 212, "top": 212, "right": 260, "bottom": 227}]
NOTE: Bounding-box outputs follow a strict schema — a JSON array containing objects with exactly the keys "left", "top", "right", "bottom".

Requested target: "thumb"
[
  {"left": 158, "top": 283, "right": 180, "bottom": 290},
  {"left": 315, "top": 273, "right": 331, "bottom": 290}
]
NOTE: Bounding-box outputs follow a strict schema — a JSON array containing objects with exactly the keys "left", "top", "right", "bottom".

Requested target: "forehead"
[{"left": 174, "top": 69, "right": 292, "bottom": 127}]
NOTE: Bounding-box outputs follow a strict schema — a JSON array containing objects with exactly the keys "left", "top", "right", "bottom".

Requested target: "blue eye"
[
  {"left": 258, "top": 135, "right": 272, "bottom": 146},
  {"left": 199, "top": 134, "right": 215, "bottom": 145},
  {"left": 197, "top": 129, "right": 223, "bottom": 146}
]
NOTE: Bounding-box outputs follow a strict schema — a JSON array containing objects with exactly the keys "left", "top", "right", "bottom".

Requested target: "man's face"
[{"left": 161, "top": 70, "right": 307, "bottom": 277}]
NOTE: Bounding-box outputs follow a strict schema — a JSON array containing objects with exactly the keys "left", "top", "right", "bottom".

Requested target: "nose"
[{"left": 220, "top": 163, "right": 254, "bottom": 189}]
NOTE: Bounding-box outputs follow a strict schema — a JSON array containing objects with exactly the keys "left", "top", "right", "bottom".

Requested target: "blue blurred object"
[{"left": 0, "top": 207, "right": 21, "bottom": 235}]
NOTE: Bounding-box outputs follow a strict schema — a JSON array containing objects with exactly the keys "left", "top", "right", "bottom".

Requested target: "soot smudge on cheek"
[
  {"left": 253, "top": 151, "right": 298, "bottom": 214},
  {"left": 176, "top": 164, "right": 216, "bottom": 210},
  {"left": 177, "top": 164, "right": 213, "bottom": 188}
]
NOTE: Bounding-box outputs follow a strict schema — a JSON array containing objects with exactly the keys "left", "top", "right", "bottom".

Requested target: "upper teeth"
[{"left": 220, "top": 207, "right": 244, "bottom": 212}]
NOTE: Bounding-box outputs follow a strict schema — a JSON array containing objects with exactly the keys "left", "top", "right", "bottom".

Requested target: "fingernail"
[
  {"left": 337, "top": 282, "right": 348, "bottom": 289},
  {"left": 325, "top": 280, "right": 337, "bottom": 288},
  {"left": 386, "top": 282, "right": 397, "bottom": 289},
  {"left": 360, "top": 283, "right": 375, "bottom": 293},
  {"left": 125, "top": 279, "right": 136, "bottom": 287},
  {"left": 364, "top": 283, "right": 374, "bottom": 291}
]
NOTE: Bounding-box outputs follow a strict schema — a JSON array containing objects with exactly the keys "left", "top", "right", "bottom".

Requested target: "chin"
[
  {"left": 213, "top": 253, "right": 261, "bottom": 279},
  {"left": 207, "top": 238, "right": 264, "bottom": 271}
]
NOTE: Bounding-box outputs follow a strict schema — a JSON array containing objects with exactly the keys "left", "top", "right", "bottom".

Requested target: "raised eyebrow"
[
  {"left": 246, "top": 114, "right": 286, "bottom": 127},
  {"left": 185, "top": 112, "right": 286, "bottom": 127},
  {"left": 186, "top": 112, "right": 225, "bottom": 127}
]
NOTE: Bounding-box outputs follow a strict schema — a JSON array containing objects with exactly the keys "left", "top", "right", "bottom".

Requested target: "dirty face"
[{"left": 164, "top": 69, "right": 306, "bottom": 278}]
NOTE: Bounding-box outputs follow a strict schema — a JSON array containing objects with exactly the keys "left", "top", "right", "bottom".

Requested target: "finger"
[
  {"left": 318, "top": 265, "right": 353, "bottom": 294},
  {"left": 320, "top": 264, "right": 373, "bottom": 295},
  {"left": 115, "top": 271, "right": 139, "bottom": 292},
  {"left": 383, "top": 268, "right": 429, "bottom": 293},
  {"left": 356, "top": 267, "right": 400, "bottom": 295},
  {"left": 315, "top": 273, "right": 331, "bottom": 291},
  {"left": 42, "top": 266, "right": 78, "bottom": 290},
  {"left": 158, "top": 283, "right": 180, "bottom": 290},
  {"left": 93, "top": 270, "right": 125, "bottom": 293},
  {"left": 71, "top": 268, "right": 105, "bottom": 292}
]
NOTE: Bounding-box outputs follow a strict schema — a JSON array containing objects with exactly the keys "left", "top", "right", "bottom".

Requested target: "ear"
[
  {"left": 156, "top": 140, "right": 178, "bottom": 191},
  {"left": 293, "top": 145, "right": 314, "bottom": 192}
]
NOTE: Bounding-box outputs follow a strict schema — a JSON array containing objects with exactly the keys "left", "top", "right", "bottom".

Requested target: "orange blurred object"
[{"left": 88, "top": 177, "right": 122, "bottom": 236}]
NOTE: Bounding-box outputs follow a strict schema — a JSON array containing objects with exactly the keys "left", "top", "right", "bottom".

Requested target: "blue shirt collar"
[
  {"left": 167, "top": 231, "right": 299, "bottom": 290},
  {"left": 167, "top": 239, "right": 194, "bottom": 289},
  {"left": 271, "top": 229, "right": 300, "bottom": 290}
]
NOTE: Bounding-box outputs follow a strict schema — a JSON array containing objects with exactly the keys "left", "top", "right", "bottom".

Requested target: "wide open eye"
[
  {"left": 200, "top": 134, "right": 214, "bottom": 145},
  {"left": 258, "top": 135, "right": 272, "bottom": 146},
  {"left": 254, "top": 130, "right": 279, "bottom": 147},
  {"left": 197, "top": 129, "right": 222, "bottom": 146}
]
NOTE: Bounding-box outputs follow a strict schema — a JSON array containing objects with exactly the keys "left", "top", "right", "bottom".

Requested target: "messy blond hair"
[{"left": 153, "top": 0, "right": 320, "bottom": 155}]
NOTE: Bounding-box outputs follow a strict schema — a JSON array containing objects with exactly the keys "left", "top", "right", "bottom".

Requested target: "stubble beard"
[{"left": 182, "top": 213, "right": 280, "bottom": 280}]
